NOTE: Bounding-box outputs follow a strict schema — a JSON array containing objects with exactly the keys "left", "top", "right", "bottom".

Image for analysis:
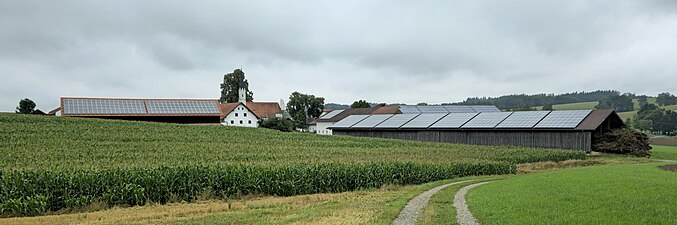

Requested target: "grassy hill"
[
  {"left": 0, "top": 114, "right": 584, "bottom": 216},
  {"left": 536, "top": 97, "right": 676, "bottom": 121}
]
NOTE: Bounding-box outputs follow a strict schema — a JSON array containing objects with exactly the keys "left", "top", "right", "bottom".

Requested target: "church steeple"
[{"left": 238, "top": 76, "right": 246, "bottom": 104}]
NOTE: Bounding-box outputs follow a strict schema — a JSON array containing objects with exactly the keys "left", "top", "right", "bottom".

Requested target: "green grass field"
[
  {"left": 467, "top": 163, "right": 677, "bottom": 225},
  {"left": 0, "top": 114, "right": 585, "bottom": 216},
  {"left": 652, "top": 145, "right": 677, "bottom": 160}
]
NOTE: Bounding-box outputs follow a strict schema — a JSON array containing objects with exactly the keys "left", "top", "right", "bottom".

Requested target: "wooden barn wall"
[{"left": 333, "top": 130, "right": 591, "bottom": 151}]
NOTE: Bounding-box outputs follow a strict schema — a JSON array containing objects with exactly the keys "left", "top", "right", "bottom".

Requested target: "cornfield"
[{"left": 0, "top": 114, "right": 585, "bottom": 215}]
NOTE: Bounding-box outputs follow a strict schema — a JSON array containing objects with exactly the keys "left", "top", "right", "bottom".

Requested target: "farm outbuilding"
[
  {"left": 60, "top": 97, "right": 223, "bottom": 123},
  {"left": 330, "top": 109, "right": 624, "bottom": 152}
]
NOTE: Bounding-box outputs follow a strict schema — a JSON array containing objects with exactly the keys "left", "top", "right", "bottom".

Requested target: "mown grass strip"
[{"left": 467, "top": 163, "right": 677, "bottom": 225}]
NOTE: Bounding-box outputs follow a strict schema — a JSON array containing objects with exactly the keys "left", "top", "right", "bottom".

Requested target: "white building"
[
  {"left": 219, "top": 80, "right": 282, "bottom": 127},
  {"left": 220, "top": 102, "right": 259, "bottom": 127}
]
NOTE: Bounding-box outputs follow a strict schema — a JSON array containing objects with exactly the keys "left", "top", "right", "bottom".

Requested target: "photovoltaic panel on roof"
[
  {"left": 351, "top": 114, "right": 394, "bottom": 128},
  {"left": 376, "top": 114, "right": 419, "bottom": 128},
  {"left": 399, "top": 105, "right": 421, "bottom": 114},
  {"left": 429, "top": 113, "right": 477, "bottom": 129},
  {"left": 534, "top": 110, "right": 591, "bottom": 128},
  {"left": 416, "top": 106, "right": 448, "bottom": 113},
  {"left": 401, "top": 113, "right": 447, "bottom": 128},
  {"left": 470, "top": 105, "right": 501, "bottom": 112},
  {"left": 496, "top": 111, "right": 550, "bottom": 128},
  {"left": 146, "top": 100, "right": 220, "bottom": 114},
  {"left": 443, "top": 105, "right": 475, "bottom": 113},
  {"left": 330, "top": 115, "right": 370, "bottom": 128},
  {"left": 63, "top": 99, "right": 146, "bottom": 115},
  {"left": 320, "top": 110, "right": 344, "bottom": 119},
  {"left": 461, "top": 112, "right": 513, "bottom": 128}
]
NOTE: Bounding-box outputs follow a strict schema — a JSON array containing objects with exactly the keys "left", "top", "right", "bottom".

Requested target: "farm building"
[
  {"left": 60, "top": 97, "right": 222, "bottom": 123},
  {"left": 219, "top": 83, "right": 283, "bottom": 127},
  {"left": 315, "top": 105, "right": 501, "bottom": 135},
  {"left": 330, "top": 109, "right": 624, "bottom": 152}
]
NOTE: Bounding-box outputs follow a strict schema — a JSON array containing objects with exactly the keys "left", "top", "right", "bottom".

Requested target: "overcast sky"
[{"left": 1, "top": 1, "right": 676, "bottom": 111}]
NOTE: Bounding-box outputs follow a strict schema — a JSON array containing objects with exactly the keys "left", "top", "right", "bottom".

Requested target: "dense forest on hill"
[{"left": 450, "top": 90, "right": 619, "bottom": 109}]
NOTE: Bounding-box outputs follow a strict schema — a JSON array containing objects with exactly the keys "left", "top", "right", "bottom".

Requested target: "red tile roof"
[{"left": 246, "top": 102, "right": 282, "bottom": 119}]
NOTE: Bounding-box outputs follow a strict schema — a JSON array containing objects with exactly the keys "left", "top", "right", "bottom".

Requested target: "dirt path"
[
  {"left": 453, "top": 181, "right": 494, "bottom": 225},
  {"left": 391, "top": 180, "right": 473, "bottom": 225}
]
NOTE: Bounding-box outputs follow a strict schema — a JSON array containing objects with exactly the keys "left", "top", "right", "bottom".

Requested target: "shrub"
[
  {"left": 258, "top": 117, "right": 294, "bottom": 132},
  {"left": 592, "top": 128, "right": 652, "bottom": 157}
]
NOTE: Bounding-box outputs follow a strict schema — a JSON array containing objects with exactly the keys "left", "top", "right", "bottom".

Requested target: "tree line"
[
  {"left": 452, "top": 90, "right": 619, "bottom": 110},
  {"left": 627, "top": 103, "right": 677, "bottom": 135}
]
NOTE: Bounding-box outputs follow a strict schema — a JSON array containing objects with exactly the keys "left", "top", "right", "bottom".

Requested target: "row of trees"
[
  {"left": 627, "top": 104, "right": 677, "bottom": 135},
  {"left": 656, "top": 92, "right": 677, "bottom": 106},
  {"left": 455, "top": 90, "right": 618, "bottom": 109},
  {"left": 594, "top": 92, "right": 634, "bottom": 112}
]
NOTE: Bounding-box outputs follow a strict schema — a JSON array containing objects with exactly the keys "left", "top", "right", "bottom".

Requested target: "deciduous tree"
[
  {"left": 287, "top": 92, "right": 325, "bottom": 129},
  {"left": 220, "top": 69, "right": 254, "bottom": 103},
  {"left": 16, "top": 98, "right": 36, "bottom": 114},
  {"left": 351, "top": 100, "right": 370, "bottom": 108}
]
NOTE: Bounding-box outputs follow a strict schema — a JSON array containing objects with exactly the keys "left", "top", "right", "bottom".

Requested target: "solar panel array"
[
  {"left": 470, "top": 105, "right": 501, "bottom": 112},
  {"left": 430, "top": 113, "right": 477, "bottom": 129},
  {"left": 330, "top": 110, "right": 593, "bottom": 130},
  {"left": 402, "top": 113, "right": 447, "bottom": 128},
  {"left": 417, "top": 105, "right": 448, "bottom": 113},
  {"left": 146, "top": 100, "right": 221, "bottom": 114},
  {"left": 495, "top": 111, "right": 550, "bottom": 129},
  {"left": 399, "top": 105, "right": 500, "bottom": 114},
  {"left": 376, "top": 114, "right": 419, "bottom": 128},
  {"left": 534, "top": 110, "right": 591, "bottom": 128},
  {"left": 351, "top": 114, "right": 394, "bottom": 128},
  {"left": 444, "top": 105, "right": 475, "bottom": 113},
  {"left": 461, "top": 112, "right": 513, "bottom": 128},
  {"left": 330, "top": 115, "right": 370, "bottom": 128},
  {"left": 399, "top": 105, "right": 421, "bottom": 114},
  {"left": 62, "top": 98, "right": 220, "bottom": 115},
  {"left": 320, "top": 110, "right": 344, "bottom": 119},
  {"left": 63, "top": 99, "right": 146, "bottom": 115}
]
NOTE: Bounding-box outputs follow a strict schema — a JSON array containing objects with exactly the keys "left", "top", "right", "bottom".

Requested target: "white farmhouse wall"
[
  {"left": 316, "top": 121, "right": 334, "bottom": 135},
  {"left": 222, "top": 105, "right": 259, "bottom": 127}
]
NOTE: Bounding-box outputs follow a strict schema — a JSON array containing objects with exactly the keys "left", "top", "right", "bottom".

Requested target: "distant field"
[
  {"left": 534, "top": 98, "right": 674, "bottom": 122},
  {"left": 651, "top": 137, "right": 677, "bottom": 147},
  {"left": 0, "top": 114, "right": 584, "bottom": 216},
  {"left": 652, "top": 145, "right": 677, "bottom": 160},
  {"left": 468, "top": 163, "right": 677, "bottom": 225},
  {"left": 551, "top": 101, "right": 598, "bottom": 110}
]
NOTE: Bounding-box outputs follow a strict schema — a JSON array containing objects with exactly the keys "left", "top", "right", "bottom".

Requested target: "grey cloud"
[{"left": 0, "top": 0, "right": 676, "bottom": 111}]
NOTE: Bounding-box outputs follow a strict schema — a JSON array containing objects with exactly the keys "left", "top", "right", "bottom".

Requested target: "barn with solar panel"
[
  {"left": 314, "top": 105, "right": 501, "bottom": 135},
  {"left": 329, "top": 109, "right": 624, "bottom": 152},
  {"left": 60, "top": 97, "right": 223, "bottom": 123}
]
